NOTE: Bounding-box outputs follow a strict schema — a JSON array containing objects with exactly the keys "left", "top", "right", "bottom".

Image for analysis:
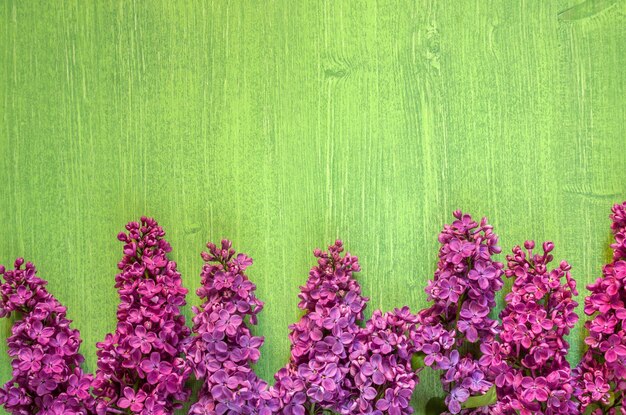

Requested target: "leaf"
[
  {"left": 583, "top": 404, "right": 601, "bottom": 415},
  {"left": 425, "top": 397, "right": 447, "bottom": 415},
  {"left": 461, "top": 385, "right": 497, "bottom": 409},
  {"left": 411, "top": 353, "right": 426, "bottom": 370},
  {"left": 607, "top": 391, "right": 616, "bottom": 407}
]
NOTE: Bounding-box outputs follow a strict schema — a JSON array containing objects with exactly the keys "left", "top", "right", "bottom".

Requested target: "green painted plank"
[{"left": 0, "top": 1, "right": 625, "bottom": 413}]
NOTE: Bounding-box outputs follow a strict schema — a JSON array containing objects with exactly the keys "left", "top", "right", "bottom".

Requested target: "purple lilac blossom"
[
  {"left": 574, "top": 202, "right": 626, "bottom": 414},
  {"left": 345, "top": 307, "right": 420, "bottom": 415},
  {"left": 414, "top": 211, "right": 504, "bottom": 414},
  {"left": 0, "top": 259, "right": 95, "bottom": 415},
  {"left": 270, "top": 240, "right": 369, "bottom": 414},
  {"left": 271, "top": 241, "right": 421, "bottom": 415},
  {"left": 184, "top": 239, "right": 272, "bottom": 415},
  {"left": 487, "top": 241, "right": 579, "bottom": 415},
  {"left": 93, "top": 217, "right": 191, "bottom": 415}
]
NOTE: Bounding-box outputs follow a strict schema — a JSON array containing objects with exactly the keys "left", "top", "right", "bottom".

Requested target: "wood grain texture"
[{"left": 1, "top": 0, "right": 625, "bottom": 413}]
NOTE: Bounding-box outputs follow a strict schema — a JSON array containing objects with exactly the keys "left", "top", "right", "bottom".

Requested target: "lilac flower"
[
  {"left": 92, "top": 217, "right": 191, "bottom": 414},
  {"left": 520, "top": 377, "right": 549, "bottom": 403},
  {"left": 141, "top": 352, "right": 173, "bottom": 384},
  {"left": 0, "top": 259, "right": 95, "bottom": 414},
  {"left": 270, "top": 241, "right": 368, "bottom": 414},
  {"left": 184, "top": 240, "right": 272, "bottom": 415},
  {"left": 128, "top": 325, "right": 157, "bottom": 354},
  {"left": 118, "top": 388, "right": 148, "bottom": 412},
  {"left": 487, "top": 241, "right": 579, "bottom": 415},
  {"left": 272, "top": 241, "right": 420, "bottom": 415},
  {"left": 575, "top": 202, "right": 626, "bottom": 413},
  {"left": 345, "top": 307, "right": 420, "bottom": 415},
  {"left": 448, "top": 387, "right": 470, "bottom": 414},
  {"left": 414, "top": 211, "right": 504, "bottom": 414},
  {"left": 215, "top": 309, "right": 243, "bottom": 336}
]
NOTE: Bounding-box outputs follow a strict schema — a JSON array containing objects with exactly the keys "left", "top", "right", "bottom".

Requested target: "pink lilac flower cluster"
[
  {"left": 345, "top": 307, "right": 420, "bottom": 415},
  {"left": 487, "top": 241, "right": 579, "bottom": 415},
  {"left": 93, "top": 217, "right": 191, "bottom": 415},
  {"left": 184, "top": 239, "right": 272, "bottom": 415},
  {"left": 575, "top": 202, "right": 626, "bottom": 414},
  {"left": 0, "top": 259, "right": 95, "bottom": 415},
  {"left": 414, "top": 211, "right": 504, "bottom": 414},
  {"left": 270, "top": 240, "right": 369, "bottom": 414}
]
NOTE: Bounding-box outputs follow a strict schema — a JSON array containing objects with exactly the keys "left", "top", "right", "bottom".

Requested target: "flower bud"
[{"left": 543, "top": 241, "right": 554, "bottom": 253}]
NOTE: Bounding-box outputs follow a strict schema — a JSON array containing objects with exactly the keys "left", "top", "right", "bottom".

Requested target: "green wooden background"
[{"left": 1, "top": 1, "right": 625, "bottom": 413}]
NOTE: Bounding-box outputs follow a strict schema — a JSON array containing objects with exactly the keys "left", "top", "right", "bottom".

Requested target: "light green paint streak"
[{"left": 1, "top": 1, "right": 625, "bottom": 413}]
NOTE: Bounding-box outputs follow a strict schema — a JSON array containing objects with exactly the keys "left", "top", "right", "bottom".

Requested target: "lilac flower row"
[{"left": 1, "top": 206, "right": 626, "bottom": 414}]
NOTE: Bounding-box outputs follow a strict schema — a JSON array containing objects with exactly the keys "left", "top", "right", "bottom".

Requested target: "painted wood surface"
[{"left": 1, "top": 1, "right": 625, "bottom": 413}]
